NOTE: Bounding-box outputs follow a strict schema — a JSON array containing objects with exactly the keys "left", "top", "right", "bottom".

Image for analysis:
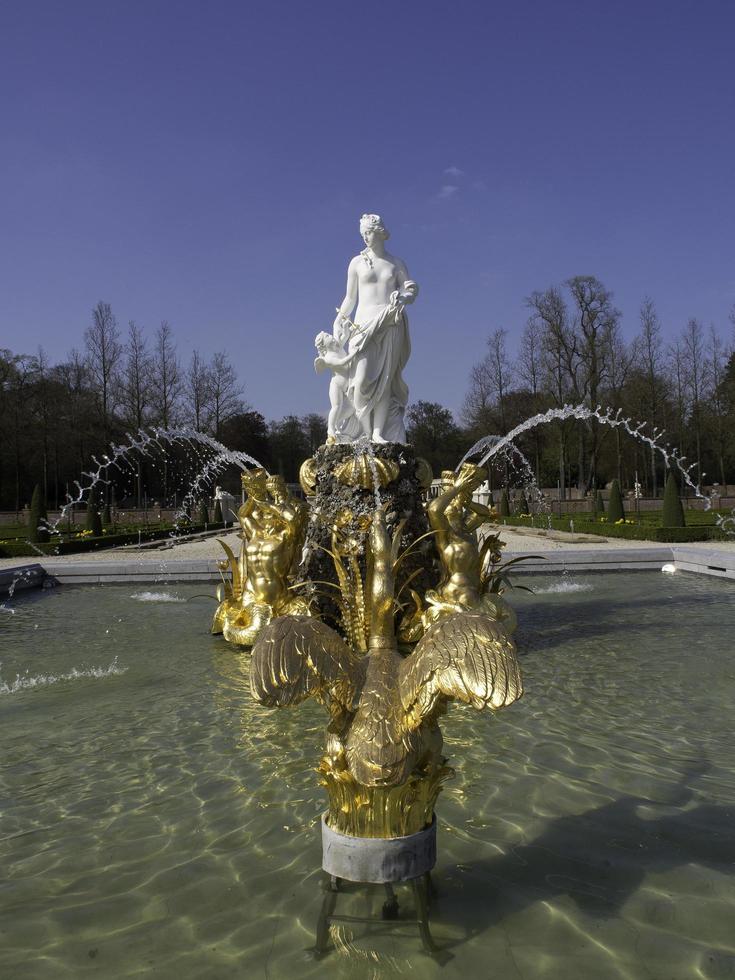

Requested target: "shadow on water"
[{"left": 436, "top": 763, "right": 735, "bottom": 948}]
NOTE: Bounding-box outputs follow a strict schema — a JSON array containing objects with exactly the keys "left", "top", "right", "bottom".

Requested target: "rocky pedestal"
[{"left": 297, "top": 442, "right": 436, "bottom": 634}]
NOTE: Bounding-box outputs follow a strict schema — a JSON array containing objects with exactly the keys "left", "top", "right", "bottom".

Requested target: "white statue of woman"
[{"left": 331, "top": 214, "right": 418, "bottom": 443}]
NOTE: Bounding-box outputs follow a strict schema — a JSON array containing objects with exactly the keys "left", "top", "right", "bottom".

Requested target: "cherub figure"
[{"left": 314, "top": 331, "right": 360, "bottom": 443}]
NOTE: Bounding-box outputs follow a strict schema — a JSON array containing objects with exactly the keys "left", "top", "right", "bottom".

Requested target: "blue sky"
[{"left": 1, "top": 1, "right": 733, "bottom": 422}]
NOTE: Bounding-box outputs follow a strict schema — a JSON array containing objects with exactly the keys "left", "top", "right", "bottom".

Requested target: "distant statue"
[{"left": 328, "top": 214, "right": 418, "bottom": 443}]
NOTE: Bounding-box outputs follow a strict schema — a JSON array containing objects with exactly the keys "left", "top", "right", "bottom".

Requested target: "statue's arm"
[
  {"left": 333, "top": 258, "right": 359, "bottom": 343},
  {"left": 395, "top": 258, "right": 418, "bottom": 305}
]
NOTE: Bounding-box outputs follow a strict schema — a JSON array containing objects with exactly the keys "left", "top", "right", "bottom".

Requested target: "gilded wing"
[
  {"left": 399, "top": 612, "right": 523, "bottom": 728},
  {"left": 250, "top": 615, "right": 364, "bottom": 711}
]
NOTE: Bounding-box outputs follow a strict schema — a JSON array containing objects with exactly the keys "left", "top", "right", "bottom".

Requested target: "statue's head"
[
  {"left": 315, "top": 330, "right": 340, "bottom": 354},
  {"left": 440, "top": 470, "right": 456, "bottom": 491},
  {"left": 242, "top": 467, "right": 268, "bottom": 498},
  {"left": 266, "top": 474, "right": 288, "bottom": 498},
  {"left": 360, "top": 213, "right": 389, "bottom": 243}
]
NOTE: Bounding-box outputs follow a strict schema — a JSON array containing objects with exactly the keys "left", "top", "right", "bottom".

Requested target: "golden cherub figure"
[
  {"left": 422, "top": 462, "right": 517, "bottom": 635},
  {"left": 212, "top": 470, "right": 310, "bottom": 646},
  {"left": 249, "top": 509, "right": 523, "bottom": 839}
]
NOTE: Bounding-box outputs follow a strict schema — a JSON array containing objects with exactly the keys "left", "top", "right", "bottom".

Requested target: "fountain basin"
[{"left": 1, "top": 572, "right": 734, "bottom": 977}]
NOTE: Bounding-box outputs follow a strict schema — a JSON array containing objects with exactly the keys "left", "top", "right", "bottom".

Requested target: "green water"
[{"left": 1, "top": 573, "right": 734, "bottom": 979}]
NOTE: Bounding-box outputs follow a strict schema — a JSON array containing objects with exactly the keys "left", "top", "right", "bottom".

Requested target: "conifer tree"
[
  {"left": 607, "top": 479, "right": 625, "bottom": 523},
  {"left": 213, "top": 498, "right": 223, "bottom": 524},
  {"left": 86, "top": 486, "right": 103, "bottom": 536},
  {"left": 198, "top": 500, "right": 209, "bottom": 525},
  {"left": 29, "top": 484, "right": 49, "bottom": 543},
  {"left": 661, "top": 471, "right": 686, "bottom": 527},
  {"left": 499, "top": 489, "right": 510, "bottom": 517}
]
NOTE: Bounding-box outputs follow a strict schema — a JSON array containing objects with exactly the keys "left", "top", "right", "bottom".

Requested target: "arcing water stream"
[
  {"left": 459, "top": 403, "right": 710, "bottom": 509},
  {"left": 47, "top": 426, "right": 264, "bottom": 539}
]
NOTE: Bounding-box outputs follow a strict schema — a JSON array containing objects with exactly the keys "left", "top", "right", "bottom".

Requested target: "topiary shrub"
[
  {"left": 198, "top": 501, "right": 209, "bottom": 525},
  {"left": 102, "top": 503, "right": 112, "bottom": 525},
  {"left": 499, "top": 489, "right": 510, "bottom": 518},
  {"left": 515, "top": 491, "right": 529, "bottom": 515},
  {"left": 29, "top": 484, "right": 49, "bottom": 543},
  {"left": 596, "top": 490, "right": 605, "bottom": 515},
  {"left": 607, "top": 479, "right": 625, "bottom": 523},
  {"left": 86, "top": 486, "right": 103, "bottom": 537},
  {"left": 661, "top": 471, "right": 686, "bottom": 528},
  {"left": 213, "top": 499, "right": 223, "bottom": 523}
]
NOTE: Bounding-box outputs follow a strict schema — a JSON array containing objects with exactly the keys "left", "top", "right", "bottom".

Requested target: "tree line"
[
  {"left": 0, "top": 301, "right": 327, "bottom": 513},
  {"left": 3, "top": 281, "right": 734, "bottom": 514},
  {"left": 463, "top": 276, "right": 735, "bottom": 499},
  {"left": 409, "top": 277, "right": 735, "bottom": 498}
]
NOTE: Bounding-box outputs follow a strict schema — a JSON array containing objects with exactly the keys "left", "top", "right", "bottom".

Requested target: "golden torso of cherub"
[
  {"left": 427, "top": 465, "right": 488, "bottom": 608},
  {"left": 212, "top": 470, "right": 310, "bottom": 646}
]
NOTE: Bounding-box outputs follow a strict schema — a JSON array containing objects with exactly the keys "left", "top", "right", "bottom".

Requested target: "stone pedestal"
[{"left": 321, "top": 813, "right": 437, "bottom": 884}]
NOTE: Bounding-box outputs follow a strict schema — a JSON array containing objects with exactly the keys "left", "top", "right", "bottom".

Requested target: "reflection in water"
[{"left": 1, "top": 574, "right": 734, "bottom": 979}]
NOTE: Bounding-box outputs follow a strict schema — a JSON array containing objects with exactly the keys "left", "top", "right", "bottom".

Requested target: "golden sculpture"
[
  {"left": 423, "top": 462, "right": 518, "bottom": 634},
  {"left": 250, "top": 508, "right": 523, "bottom": 838},
  {"left": 212, "top": 470, "right": 310, "bottom": 646},
  {"left": 414, "top": 456, "right": 434, "bottom": 491},
  {"left": 298, "top": 457, "right": 318, "bottom": 497},
  {"left": 335, "top": 453, "right": 400, "bottom": 490}
]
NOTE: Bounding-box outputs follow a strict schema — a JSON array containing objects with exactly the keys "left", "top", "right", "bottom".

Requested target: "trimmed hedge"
[
  {"left": 0, "top": 523, "right": 227, "bottom": 558},
  {"left": 499, "top": 515, "right": 725, "bottom": 543}
]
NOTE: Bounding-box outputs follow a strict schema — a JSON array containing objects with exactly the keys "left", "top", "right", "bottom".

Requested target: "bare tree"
[
  {"left": 605, "top": 322, "right": 634, "bottom": 486},
  {"left": 120, "top": 322, "right": 153, "bottom": 507},
  {"left": 84, "top": 301, "right": 122, "bottom": 442},
  {"left": 566, "top": 276, "right": 620, "bottom": 490},
  {"left": 682, "top": 318, "right": 709, "bottom": 487},
  {"left": 184, "top": 350, "right": 212, "bottom": 433},
  {"left": 120, "top": 322, "right": 152, "bottom": 431},
  {"left": 149, "top": 321, "right": 182, "bottom": 429},
  {"left": 707, "top": 323, "right": 729, "bottom": 487},
  {"left": 666, "top": 340, "right": 688, "bottom": 479},
  {"left": 462, "top": 328, "right": 514, "bottom": 431},
  {"left": 527, "top": 286, "right": 575, "bottom": 498},
  {"left": 515, "top": 320, "right": 545, "bottom": 483},
  {"left": 208, "top": 351, "right": 244, "bottom": 440},
  {"left": 636, "top": 298, "right": 665, "bottom": 495}
]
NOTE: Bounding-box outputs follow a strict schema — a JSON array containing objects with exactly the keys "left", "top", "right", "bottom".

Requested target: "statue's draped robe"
[{"left": 346, "top": 301, "right": 411, "bottom": 443}]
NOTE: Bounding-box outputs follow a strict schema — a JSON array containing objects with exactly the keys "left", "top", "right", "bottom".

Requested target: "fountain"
[{"left": 2, "top": 215, "right": 734, "bottom": 974}]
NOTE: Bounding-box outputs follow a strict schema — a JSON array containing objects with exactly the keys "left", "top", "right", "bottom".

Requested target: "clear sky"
[{"left": 1, "top": 1, "right": 733, "bottom": 422}]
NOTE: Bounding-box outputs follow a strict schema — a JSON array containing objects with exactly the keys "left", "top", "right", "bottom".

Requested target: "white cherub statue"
[{"left": 314, "top": 331, "right": 361, "bottom": 443}]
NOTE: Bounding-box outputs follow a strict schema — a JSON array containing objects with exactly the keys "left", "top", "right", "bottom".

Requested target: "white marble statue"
[
  {"left": 313, "top": 331, "right": 361, "bottom": 443},
  {"left": 324, "top": 214, "right": 418, "bottom": 444}
]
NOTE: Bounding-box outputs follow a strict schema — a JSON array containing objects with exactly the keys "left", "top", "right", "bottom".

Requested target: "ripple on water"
[{"left": 1, "top": 574, "right": 734, "bottom": 979}]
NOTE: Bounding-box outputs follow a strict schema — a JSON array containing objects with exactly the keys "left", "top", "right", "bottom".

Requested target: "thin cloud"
[
  {"left": 437, "top": 184, "right": 459, "bottom": 200},
  {"left": 444, "top": 166, "right": 465, "bottom": 178}
]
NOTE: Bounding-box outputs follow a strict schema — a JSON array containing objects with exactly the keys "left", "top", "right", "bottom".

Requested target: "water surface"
[{"left": 1, "top": 572, "right": 734, "bottom": 978}]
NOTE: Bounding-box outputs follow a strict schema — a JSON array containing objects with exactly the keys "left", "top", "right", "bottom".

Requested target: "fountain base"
[{"left": 321, "top": 813, "right": 437, "bottom": 883}]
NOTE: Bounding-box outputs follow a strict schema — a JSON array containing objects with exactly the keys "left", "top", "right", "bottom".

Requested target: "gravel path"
[{"left": 3, "top": 523, "right": 734, "bottom": 571}]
